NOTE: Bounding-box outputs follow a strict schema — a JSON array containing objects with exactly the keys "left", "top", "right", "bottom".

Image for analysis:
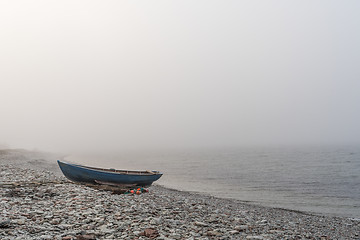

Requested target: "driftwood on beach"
[
  {"left": 0, "top": 180, "right": 130, "bottom": 194},
  {"left": 0, "top": 181, "right": 66, "bottom": 188}
]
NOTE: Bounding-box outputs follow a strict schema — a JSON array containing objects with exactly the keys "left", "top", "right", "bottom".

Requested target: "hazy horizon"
[{"left": 1, "top": 1, "right": 360, "bottom": 153}]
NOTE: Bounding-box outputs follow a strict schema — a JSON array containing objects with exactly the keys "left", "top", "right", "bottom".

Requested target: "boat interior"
[{"left": 78, "top": 164, "right": 161, "bottom": 175}]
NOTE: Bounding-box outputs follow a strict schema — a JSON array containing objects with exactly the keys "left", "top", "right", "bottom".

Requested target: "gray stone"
[
  {"left": 170, "top": 233, "right": 182, "bottom": 239},
  {"left": 17, "top": 219, "right": 26, "bottom": 225},
  {"left": 235, "top": 225, "right": 249, "bottom": 231},
  {"left": 0, "top": 219, "right": 11, "bottom": 228},
  {"left": 39, "top": 235, "right": 53, "bottom": 240},
  {"left": 246, "top": 236, "right": 264, "bottom": 240},
  {"left": 194, "top": 221, "right": 208, "bottom": 227},
  {"left": 207, "top": 230, "right": 222, "bottom": 236},
  {"left": 133, "top": 230, "right": 141, "bottom": 235}
]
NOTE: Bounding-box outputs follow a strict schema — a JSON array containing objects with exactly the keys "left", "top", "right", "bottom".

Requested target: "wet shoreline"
[{"left": 1, "top": 149, "right": 359, "bottom": 239}]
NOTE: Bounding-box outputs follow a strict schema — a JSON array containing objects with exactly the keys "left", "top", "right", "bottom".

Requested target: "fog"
[{"left": 1, "top": 1, "right": 359, "bottom": 153}]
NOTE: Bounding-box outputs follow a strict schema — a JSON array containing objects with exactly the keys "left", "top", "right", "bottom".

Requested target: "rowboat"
[{"left": 57, "top": 160, "right": 163, "bottom": 187}]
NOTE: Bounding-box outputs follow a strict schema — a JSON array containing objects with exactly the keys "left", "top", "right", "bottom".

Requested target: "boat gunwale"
[{"left": 59, "top": 161, "right": 162, "bottom": 176}]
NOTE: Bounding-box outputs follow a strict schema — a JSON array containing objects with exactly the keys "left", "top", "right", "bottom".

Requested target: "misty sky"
[{"left": 1, "top": 1, "right": 360, "bottom": 152}]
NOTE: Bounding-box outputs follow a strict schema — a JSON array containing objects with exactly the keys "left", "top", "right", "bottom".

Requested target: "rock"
[
  {"left": 235, "top": 225, "right": 249, "bottom": 231},
  {"left": 170, "top": 233, "right": 181, "bottom": 239},
  {"left": 40, "top": 235, "right": 53, "bottom": 239},
  {"left": 140, "top": 228, "right": 159, "bottom": 239},
  {"left": 0, "top": 219, "right": 11, "bottom": 228},
  {"left": 133, "top": 231, "right": 141, "bottom": 236},
  {"left": 98, "top": 229, "right": 113, "bottom": 235},
  {"left": 194, "top": 221, "right": 208, "bottom": 227},
  {"left": 207, "top": 230, "right": 221, "bottom": 236},
  {"left": 76, "top": 234, "right": 96, "bottom": 240},
  {"left": 62, "top": 237, "right": 74, "bottom": 240},
  {"left": 98, "top": 225, "right": 108, "bottom": 232},
  {"left": 51, "top": 219, "right": 61, "bottom": 225},
  {"left": 246, "top": 236, "right": 264, "bottom": 240},
  {"left": 207, "top": 217, "right": 218, "bottom": 223},
  {"left": 58, "top": 224, "right": 72, "bottom": 230},
  {"left": 152, "top": 217, "right": 162, "bottom": 224},
  {"left": 156, "top": 235, "right": 168, "bottom": 240},
  {"left": 17, "top": 219, "right": 26, "bottom": 225}
]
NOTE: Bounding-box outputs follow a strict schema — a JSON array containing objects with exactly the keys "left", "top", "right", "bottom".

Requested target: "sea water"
[{"left": 66, "top": 146, "right": 360, "bottom": 218}]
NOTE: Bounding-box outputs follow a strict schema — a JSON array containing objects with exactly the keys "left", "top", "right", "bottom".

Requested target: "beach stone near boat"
[
  {"left": 76, "top": 234, "right": 96, "bottom": 240},
  {"left": 236, "top": 224, "right": 249, "bottom": 231},
  {"left": 0, "top": 219, "right": 11, "bottom": 228},
  {"left": 133, "top": 230, "right": 141, "bottom": 236},
  {"left": 155, "top": 235, "right": 168, "bottom": 240},
  {"left": 39, "top": 235, "right": 53, "bottom": 239},
  {"left": 246, "top": 236, "right": 264, "bottom": 240},
  {"left": 207, "top": 230, "right": 222, "bottom": 236},
  {"left": 169, "top": 233, "right": 182, "bottom": 239},
  {"left": 140, "top": 228, "right": 159, "bottom": 238},
  {"left": 16, "top": 219, "right": 26, "bottom": 225},
  {"left": 61, "top": 236, "right": 73, "bottom": 240},
  {"left": 194, "top": 221, "right": 208, "bottom": 227}
]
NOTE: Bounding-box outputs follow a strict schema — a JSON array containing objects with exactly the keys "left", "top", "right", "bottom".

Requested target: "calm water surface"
[{"left": 67, "top": 146, "right": 360, "bottom": 218}]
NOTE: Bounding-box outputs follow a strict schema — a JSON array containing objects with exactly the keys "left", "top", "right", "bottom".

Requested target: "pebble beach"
[{"left": 1, "top": 149, "right": 359, "bottom": 240}]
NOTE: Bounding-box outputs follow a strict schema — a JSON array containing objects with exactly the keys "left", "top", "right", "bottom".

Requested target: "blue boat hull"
[{"left": 57, "top": 160, "right": 162, "bottom": 187}]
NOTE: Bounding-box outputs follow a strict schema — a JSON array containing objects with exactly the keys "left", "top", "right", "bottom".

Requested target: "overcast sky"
[{"left": 0, "top": 0, "right": 359, "bottom": 152}]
